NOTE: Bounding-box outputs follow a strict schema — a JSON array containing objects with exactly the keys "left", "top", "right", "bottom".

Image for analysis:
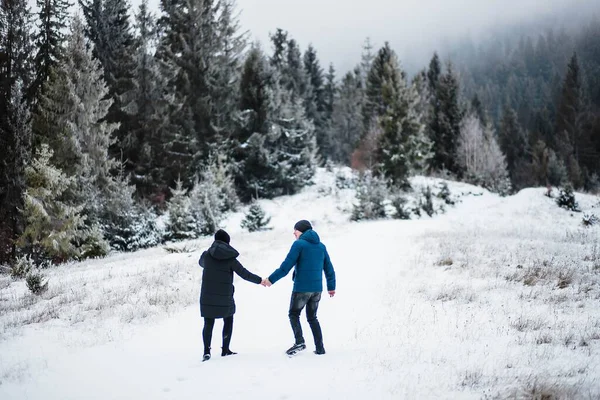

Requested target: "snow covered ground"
[{"left": 1, "top": 168, "right": 599, "bottom": 399}]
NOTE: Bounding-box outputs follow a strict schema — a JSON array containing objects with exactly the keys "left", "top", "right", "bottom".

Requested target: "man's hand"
[
  {"left": 328, "top": 290, "right": 335, "bottom": 297},
  {"left": 261, "top": 278, "right": 272, "bottom": 287}
]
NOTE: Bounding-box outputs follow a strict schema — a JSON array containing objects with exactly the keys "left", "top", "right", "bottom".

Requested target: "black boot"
[
  {"left": 314, "top": 344, "right": 326, "bottom": 355},
  {"left": 202, "top": 348, "right": 211, "bottom": 362},
  {"left": 221, "top": 348, "right": 237, "bottom": 357}
]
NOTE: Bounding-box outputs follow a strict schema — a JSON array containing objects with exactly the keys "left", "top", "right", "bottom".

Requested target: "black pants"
[
  {"left": 203, "top": 316, "right": 233, "bottom": 354},
  {"left": 288, "top": 292, "right": 323, "bottom": 348}
]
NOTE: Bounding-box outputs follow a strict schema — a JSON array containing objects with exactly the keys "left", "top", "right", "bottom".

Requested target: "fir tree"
[
  {"left": 126, "top": 0, "right": 178, "bottom": 195},
  {"left": 17, "top": 144, "right": 87, "bottom": 263},
  {"left": 31, "top": 0, "right": 70, "bottom": 103},
  {"left": 240, "top": 200, "right": 271, "bottom": 232},
  {"left": 499, "top": 106, "right": 530, "bottom": 189},
  {"left": 374, "top": 49, "right": 429, "bottom": 187},
  {"left": 165, "top": 179, "right": 197, "bottom": 240},
  {"left": 303, "top": 44, "right": 327, "bottom": 157},
  {"left": 430, "top": 63, "right": 463, "bottom": 176},
  {"left": 328, "top": 69, "right": 363, "bottom": 164},
  {"left": 0, "top": 80, "right": 33, "bottom": 262}
]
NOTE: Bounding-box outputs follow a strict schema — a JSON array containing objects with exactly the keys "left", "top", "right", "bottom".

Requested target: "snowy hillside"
[{"left": 1, "top": 168, "right": 599, "bottom": 399}]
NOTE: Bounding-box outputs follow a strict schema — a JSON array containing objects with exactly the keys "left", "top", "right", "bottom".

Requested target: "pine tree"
[
  {"left": 328, "top": 69, "right": 363, "bottom": 164},
  {"left": 210, "top": 0, "right": 246, "bottom": 141},
  {"left": 499, "top": 106, "right": 531, "bottom": 189},
  {"left": 430, "top": 63, "right": 463, "bottom": 175},
  {"left": 269, "top": 28, "right": 287, "bottom": 69},
  {"left": 156, "top": 0, "right": 220, "bottom": 184},
  {"left": 359, "top": 37, "right": 375, "bottom": 83},
  {"left": 0, "top": 80, "right": 32, "bottom": 262},
  {"left": 373, "top": 49, "right": 430, "bottom": 187},
  {"left": 126, "top": 0, "right": 178, "bottom": 196},
  {"left": 363, "top": 42, "right": 396, "bottom": 131},
  {"left": 240, "top": 200, "right": 271, "bottom": 232},
  {"left": 555, "top": 53, "right": 592, "bottom": 189},
  {"left": 80, "top": 0, "right": 137, "bottom": 171},
  {"left": 235, "top": 45, "right": 279, "bottom": 201},
  {"left": 62, "top": 17, "right": 120, "bottom": 220},
  {"left": 283, "top": 38, "right": 306, "bottom": 102},
  {"left": 236, "top": 44, "right": 317, "bottom": 200},
  {"left": 31, "top": 0, "right": 70, "bottom": 103},
  {"left": 0, "top": 0, "right": 34, "bottom": 262},
  {"left": 165, "top": 179, "right": 197, "bottom": 240},
  {"left": 269, "top": 77, "right": 318, "bottom": 195},
  {"left": 17, "top": 144, "right": 87, "bottom": 263},
  {"left": 303, "top": 44, "right": 327, "bottom": 157},
  {"left": 189, "top": 153, "right": 239, "bottom": 235}
]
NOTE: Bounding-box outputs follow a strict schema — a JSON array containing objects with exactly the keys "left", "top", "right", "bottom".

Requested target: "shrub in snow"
[
  {"left": 556, "top": 186, "right": 580, "bottom": 212},
  {"left": 11, "top": 255, "right": 35, "bottom": 280},
  {"left": 189, "top": 156, "right": 239, "bottom": 236},
  {"left": 241, "top": 201, "right": 272, "bottom": 232},
  {"left": 26, "top": 271, "right": 48, "bottom": 295},
  {"left": 582, "top": 214, "right": 599, "bottom": 227},
  {"left": 165, "top": 179, "right": 197, "bottom": 241},
  {"left": 421, "top": 186, "right": 435, "bottom": 217},
  {"left": 335, "top": 168, "right": 357, "bottom": 190},
  {"left": 351, "top": 171, "right": 388, "bottom": 221},
  {"left": 457, "top": 114, "right": 511, "bottom": 195},
  {"left": 103, "top": 204, "right": 164, "bottom": 252},
  {"left": 390, "top": 191, "right": 410, "bottom": 220},
  {"left": 437, "top": 182, "right": 455, "bottom": 205},
  {"left": 77, "top": 223, "right": 111, "bottom": 259}
]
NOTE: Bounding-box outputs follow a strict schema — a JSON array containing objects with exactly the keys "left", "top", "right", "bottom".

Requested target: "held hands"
[{"left": 261, "top": 278, "right": 272, "bottom": 287}]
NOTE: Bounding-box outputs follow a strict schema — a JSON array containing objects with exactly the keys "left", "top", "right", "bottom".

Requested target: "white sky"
[
  {"left": 64, "top": 0, "right": 599, "bottom": 75},
  {"left": 221, "top": 0, "right": 597, "bottom": 73}
]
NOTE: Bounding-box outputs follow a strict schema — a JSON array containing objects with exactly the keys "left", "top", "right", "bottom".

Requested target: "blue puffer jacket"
[{"left": 268, "top": 229, "right": 336, "bottom": 293}]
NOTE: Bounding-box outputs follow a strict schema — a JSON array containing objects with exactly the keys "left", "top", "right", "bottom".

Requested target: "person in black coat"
[{"left": 199, "top": 229, "right": 262, "bottom": 361}]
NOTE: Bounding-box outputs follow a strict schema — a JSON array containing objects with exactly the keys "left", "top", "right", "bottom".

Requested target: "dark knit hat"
[
  {"left": 214, "top": 229, "right": 230, "bottom": 244},
  {"left": 293, "top": 220, "right": 312, "bottom": 233}
]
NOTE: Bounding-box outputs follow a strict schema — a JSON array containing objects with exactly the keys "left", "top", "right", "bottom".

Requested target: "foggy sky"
[{"left": 140, "top": 0, "right": 598, "bottom": 73}]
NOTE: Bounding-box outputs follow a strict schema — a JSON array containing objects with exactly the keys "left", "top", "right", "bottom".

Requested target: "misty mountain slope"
[{"left": 1, "top": 169, "right": 599, "bottom": 399}]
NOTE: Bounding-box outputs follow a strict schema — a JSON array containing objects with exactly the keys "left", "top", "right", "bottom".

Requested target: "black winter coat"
[{"left": 199, "top": 240, "right": 261, "bottom": 318}]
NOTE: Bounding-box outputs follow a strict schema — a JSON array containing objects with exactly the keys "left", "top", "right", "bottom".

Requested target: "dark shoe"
[
  {"left": 314, "top": 347, "right": 326, "bottom": 355},
  {"left": 221, "top": 349, "right": 237, "bottom": 357},
  {"left": 285, "top": 343, "right": 306, "bottom": 355},
  {"left": 202, "top": 353, "right": 211, "bottom": 362}
]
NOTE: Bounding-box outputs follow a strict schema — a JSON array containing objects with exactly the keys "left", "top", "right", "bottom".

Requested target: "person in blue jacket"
[{"left": 263, "top": 220, "right": 336, "bottom": 355}]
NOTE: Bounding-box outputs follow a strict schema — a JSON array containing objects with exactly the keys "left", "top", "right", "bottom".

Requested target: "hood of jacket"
[
  {"left": 208, "top": 240, "right": 239, "bottom": 260},
  {"left": 299, "top": 229, "right": 320, "bottom": 244}
]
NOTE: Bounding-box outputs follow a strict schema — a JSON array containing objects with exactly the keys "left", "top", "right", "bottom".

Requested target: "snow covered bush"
[
  {"left": 26, "top": 271, "right": 48, "bottom": 295},
  {"left": 421, "top": 186, "right": 435, "bottom": 217},
  {"left": 103, "top": 204, "right": 164, "bottom": 252},
  {"left": 241, "top": 201, "right": 272, "bottom": 232},
  {"left": 457, "top": 114, "right": 511, "bottom": 195},
  {"left": 582, "top": 214, "right": 599, "bottom": 227},
  {"left": 390, "top": 191, "right": 410, "bottom": 220},
  {"left": 165, "top": 179, "right": 197, "bottom": 241},
  {"left": 437, "top": 182, "right": 455, "bottom": 205},
  {"left": 556, "top": 186, "right": 580, "bottom": 212},
  {"left": 351, "top": 171, "right": 388, "bottom": 221},
  {"left": 11, "top": 255, "right": 35, "bottom": 280},
  {"left": 189, "top": 156, "right": 239, "bottom": 236}
]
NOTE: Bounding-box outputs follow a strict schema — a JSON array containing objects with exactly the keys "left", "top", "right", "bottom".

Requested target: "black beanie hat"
[
  {"left": 293, "top": 220, "right": 312, "bottom": 233},
  {"left": 214, "top": 229, "right": 230, "bottom": 244}
]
